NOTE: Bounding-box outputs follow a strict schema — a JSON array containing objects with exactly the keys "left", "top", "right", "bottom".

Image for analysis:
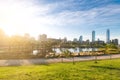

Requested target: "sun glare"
[{"left": 1, "top": 27, "right": 15, "bottom": 36}]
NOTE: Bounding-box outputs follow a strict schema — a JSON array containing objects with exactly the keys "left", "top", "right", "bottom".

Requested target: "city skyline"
[
  {"left": 0, "top": 0, "right": 120, "bottom": 42},
  {"left": 1, "top": 27, "right": 118, "bottom": 44}
]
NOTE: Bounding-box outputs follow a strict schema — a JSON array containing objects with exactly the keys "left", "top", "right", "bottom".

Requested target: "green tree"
[
  {"left": 72, "top": 47, "right": 77, "bottom": 64},
  {"left": 105, "top": 44, "right": 119, "bottom": 59}
]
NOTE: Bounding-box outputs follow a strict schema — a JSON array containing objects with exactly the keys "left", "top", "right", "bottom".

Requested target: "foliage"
[
  {"left": 105, "top": 44, "right": 118, "bottom": 49},
  {"left": 60, "top": 48, "right": 71, "bottom": 57},
  {"left": 98, "top": 44, "right": 119, "bottom": 54},
  {"left": 105, "top": 44, "right": 119, "bottom": 54}
]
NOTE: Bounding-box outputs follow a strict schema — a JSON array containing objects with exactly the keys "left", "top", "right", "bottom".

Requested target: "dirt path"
[{"left": 0, "top": 54, "right": 120, "bottom": 66}]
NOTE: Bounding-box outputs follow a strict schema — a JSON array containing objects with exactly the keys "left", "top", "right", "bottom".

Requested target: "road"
[{"left": 0, "top": 54, "right": 120, "bottom": 66}]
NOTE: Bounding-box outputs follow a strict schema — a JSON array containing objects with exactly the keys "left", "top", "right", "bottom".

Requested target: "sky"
[{"left": 0, "top": 0, "right": 120, "bottom": 42}]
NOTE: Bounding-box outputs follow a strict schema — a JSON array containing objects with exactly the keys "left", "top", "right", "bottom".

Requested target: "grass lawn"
[{"left": 0, "top": 59, "right": 120, "bottom": 80}]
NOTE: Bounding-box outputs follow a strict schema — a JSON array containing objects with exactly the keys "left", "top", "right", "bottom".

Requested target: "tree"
[
  {"left": 72, "top": 47, "right": 77, "bottom": 64},
  {"left": 105, "top": 44, "right": 119, "bottom": 59},
  {"left": 59, "top": 48, "right": 64, "bottom": 63},
  {"left": 0, "top": 29, "right": 6, "bottom": 47},
  {"left": 38, "top": 40, "right": 54, "bottom": 57}
]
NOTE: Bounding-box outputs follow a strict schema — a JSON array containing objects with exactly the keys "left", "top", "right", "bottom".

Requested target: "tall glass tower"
[
  {"left": 92, "top": 30, "right": 95, "bottom": 43},
  {"left": 79, "top": 35, "right": 83, "bottom": 43},
  {"left": 106, "top": 29, "right": 110, "bottom": 43}
]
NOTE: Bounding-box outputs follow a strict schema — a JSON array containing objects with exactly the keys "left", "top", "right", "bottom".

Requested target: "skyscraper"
[
  {"left": 79, "top": 35, "right": 83, "bottom": 43},
  {"left": 92, "top": 30, "right": 95, "bottom": 43},
  {"left": 106, "top": 29, "right": 110, "bottom": 43}
]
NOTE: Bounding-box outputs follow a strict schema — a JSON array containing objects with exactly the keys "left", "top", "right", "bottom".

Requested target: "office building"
[
  {"left": 79, "top": 36, "right": 83, "bottom": 43},
  {"left": 73, "top": 38, "right": 78, "bottom": 42},
  {"left": 106, "top": 29, "right": 110, "bottom": 43},
  {"left": 92, "top": 30, "right": 95, "bottom": 43},
  {"left": 62, "top": 37, "right": 67, "bottom": 43},
  {"left": 112, "top": 39, "right": 119, "bottom": 45},
  {"left": 97, "top": 38, "right": 105, "bottom": 45}
]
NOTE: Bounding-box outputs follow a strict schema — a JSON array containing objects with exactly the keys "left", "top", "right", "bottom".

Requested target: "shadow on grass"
[
  {"left": 3, "top": 59, "right": 50, "bottom": 67},
  {"left": 34, "top": 63, "right": 50, "bottom": 66},
  {"left": 80, "top": 69, "right": 93, "bottom": 72},
  {"left": 91, "top": 65, "right": 120, "bottom": 70}
]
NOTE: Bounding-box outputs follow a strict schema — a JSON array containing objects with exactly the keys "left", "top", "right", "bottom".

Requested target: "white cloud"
[
  {"left": 0, "top": 0, "right": 53, "bottom": 36},
  {"left": 0, "top": 0, "right": 119, "bottom": 41}
]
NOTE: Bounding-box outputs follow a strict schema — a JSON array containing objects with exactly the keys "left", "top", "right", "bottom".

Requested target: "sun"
[{"left": 0, "top": 27, "right": 15, "bottom": 36}]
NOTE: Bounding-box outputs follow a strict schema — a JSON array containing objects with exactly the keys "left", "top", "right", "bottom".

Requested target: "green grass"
[{"left": 0, "top": 59, "right": 120, "bottom": 80}]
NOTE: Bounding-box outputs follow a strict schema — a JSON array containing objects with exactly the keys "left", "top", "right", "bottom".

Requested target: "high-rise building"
[
  {"left": 62, "top": 37, "right": 67, "bottom": 43},
  {"left": 97, "top": 38, "right": 105, "bottom": 45},
  {"left": 79, "top": 36, "right": 83, "bottom": 43},
  {"left": 106, "top": 29, "right": 110, "bottom": 43},
  {"left": 112, "top": 39, "right": 119, "bottom": 45},
  {"left": 73, "top": 38, "right": 78, "bottom": 42},
  {"left": 92, "top": 30, "right": 95, "bottom": 43}
]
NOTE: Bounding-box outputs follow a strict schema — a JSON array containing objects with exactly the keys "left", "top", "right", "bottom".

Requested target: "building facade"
[
  {"left": 92, "top": 30, "right": 95, "bottom": 43},
  {"left": 106, "top": 29, "right": 110, "bottom": 43},
  {"left": 79, "top": 35, "right": 83, "bottom": 43},
  {"left": 112, "top": 39, "right": 119, "bottom": 45}
]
